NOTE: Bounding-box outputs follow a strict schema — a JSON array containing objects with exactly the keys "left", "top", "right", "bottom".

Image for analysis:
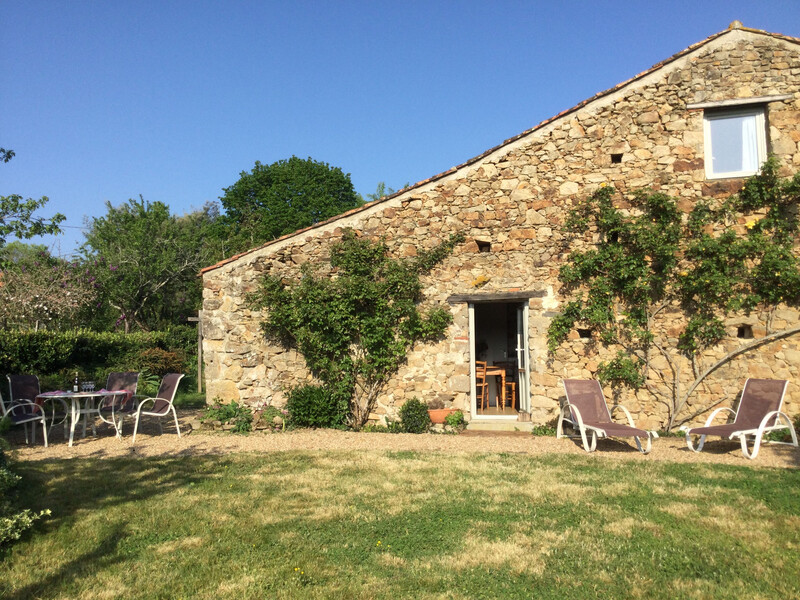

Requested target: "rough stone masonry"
[{"left": 202, "top": 25, "right": 800, "bottom": 429}]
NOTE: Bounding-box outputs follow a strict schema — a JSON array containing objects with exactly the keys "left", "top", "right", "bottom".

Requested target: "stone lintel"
[
  {"left": 686, "top": 94, "right": 793, "bottom": 110},
  {"left": 447, "top": 290, "right": 547, "bottom": 304}
]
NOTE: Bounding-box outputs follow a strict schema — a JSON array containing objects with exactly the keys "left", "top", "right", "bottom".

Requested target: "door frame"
[
  {"left": 468, "top": 301, "right": 530, "bottom": 419},
  {"left": 516, "top": 303, "right": 531, "bottom": 414}
]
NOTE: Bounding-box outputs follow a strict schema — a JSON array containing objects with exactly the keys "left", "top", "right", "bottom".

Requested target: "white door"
[
  {"left": 516, "top": 304, "right": 530, "bottom": 412},
  {"left": 468, "top": 303, "right": 476, "bottom": 416}
]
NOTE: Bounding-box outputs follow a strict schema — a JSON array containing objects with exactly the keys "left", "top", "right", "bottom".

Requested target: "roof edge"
[{"left": 201, "top": 24, "right": 800, "bottom": 276}]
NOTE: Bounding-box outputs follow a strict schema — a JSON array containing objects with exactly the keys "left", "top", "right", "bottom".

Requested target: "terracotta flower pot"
[{"left": 427, "top": 408, "right": 454, "bottom": 424}]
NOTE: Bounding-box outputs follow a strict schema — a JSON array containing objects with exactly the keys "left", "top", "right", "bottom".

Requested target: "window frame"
[{"left": 703, "top": 106, "right": 767, "bottom": 180}]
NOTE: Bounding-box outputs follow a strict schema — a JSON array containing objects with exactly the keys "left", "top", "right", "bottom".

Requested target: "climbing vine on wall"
[
  {"left": 548, "top": 157, "right": 800, "bottom": 430},
  {"left": 251, "top": 228, "right": 464, "bottom": 429}
]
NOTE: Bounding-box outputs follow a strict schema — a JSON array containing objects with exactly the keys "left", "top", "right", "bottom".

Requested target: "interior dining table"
[{"left": 36, "top": 390, "right": 124, "bottom": 447}]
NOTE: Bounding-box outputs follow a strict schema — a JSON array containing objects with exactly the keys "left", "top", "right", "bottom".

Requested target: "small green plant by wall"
[
  {"left": 399, "top": 397, "right": 431, "bottom": 433},
  {"left": 444, "top": 410, "right": 467, "bottom": 432}
]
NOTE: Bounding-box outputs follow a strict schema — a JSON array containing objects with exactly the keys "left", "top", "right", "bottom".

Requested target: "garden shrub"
[
  {"left": 0, "top": 444, "right": 50, "bottom": 552},
  {"left": 286, "top": 385, "right": 348, "bottom": 429},
  {"left": 202, "top": 400, "right": 253, "bottom": 433},
  {"left": 0, "top": 327, "right": 196, "bottom": 391},
  {"left": 136, "top": 370, "right": 162, "bottom": 398},
  {"left": 134, "top": 347, "right": 186, "bottom": 376},
  {"left": 399, "top": 397, "right": 430, "bottom": 433}
]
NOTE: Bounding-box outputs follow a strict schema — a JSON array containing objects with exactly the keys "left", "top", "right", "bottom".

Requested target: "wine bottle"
[{"left": 73, "top": 373, "right": 79, "bottom": 393}]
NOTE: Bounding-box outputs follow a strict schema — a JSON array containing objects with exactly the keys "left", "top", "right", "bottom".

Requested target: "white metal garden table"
[{"left": 36, "top": 390, "right": 125, "bottom": 447}]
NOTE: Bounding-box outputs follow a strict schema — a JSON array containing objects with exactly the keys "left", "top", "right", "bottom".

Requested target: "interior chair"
[
  {"left": 475, "top": 361, "right": 489, "bottom": 411},
  {"left": 680, "top": 378, "right": 798, "bottom": 459},
  {"left": 505, "top": 380, "right": 517, "bottom": 411},
  {"left": 558, "top": 379, "right": 657, "bottom": 454},
  {"left": 129, "top": 373, "right": 185, "bottom": 444},
  {"left": 498, "top": 362, "right": 517, "bottom": 411},
  {"left": 2, "top": 377, "right": 48, "bottom": 447},
  {"left": 97, "top": 372, "right": 140, "bottom": 438}
]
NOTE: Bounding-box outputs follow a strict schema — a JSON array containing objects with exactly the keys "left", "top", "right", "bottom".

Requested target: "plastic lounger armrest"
[
  {"left": 731, "top": 410, "right": 792, "bottom": 439},
  {"left": 679, "top": 407, "right": 736, "bottom": 434},
  {"left": 135, "top": 397, "right": 174, "bottom": 416},
  {"left": 702, "top": 406, "right": 736, "bottom": 429},
  {"left": 557, "top": 401, "right": 582, "bottom": 437},
  {"left": 609, "top": 404, "right": 636, "bottom": 428},
  {"left": 558, "top": 403, "right": 600, "bottom": 452},
  {"left": 734, "top": 410, "right": 798, "bottom": 459}
]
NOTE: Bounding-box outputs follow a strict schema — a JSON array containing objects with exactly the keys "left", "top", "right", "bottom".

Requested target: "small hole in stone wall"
[
  {"left": 475, "top": 240, "right": 491, "bottom": 253},
  {"left": 737, "top": 324, "right": 753, "bottom": 339},
  {"left": 611, "top": 153, "right": 623, "bottom": 164},
  {"left": 577, "top": 328, "right": 592, "bottom": 339},
  {"left": 608, "top": 231, "right": 619, "bottom": 243}
]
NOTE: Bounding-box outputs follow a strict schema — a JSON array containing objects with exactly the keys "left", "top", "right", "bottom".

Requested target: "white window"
[{"left": 703, "top": 107, "right": 767, "bottom": 179}]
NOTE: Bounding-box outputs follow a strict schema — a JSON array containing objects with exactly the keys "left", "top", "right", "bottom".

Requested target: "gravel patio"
[{"left": 7, "top": 409, "right": 800, "bottom": 469}]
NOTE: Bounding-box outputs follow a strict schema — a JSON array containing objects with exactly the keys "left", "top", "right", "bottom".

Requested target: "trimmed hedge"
[{"left": 0, "top": 327, "right": 197, "bottom": 391}]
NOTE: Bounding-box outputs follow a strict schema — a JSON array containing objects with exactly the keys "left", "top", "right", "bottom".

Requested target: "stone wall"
[{"left": 202, "top": 27, "right": 800, "bottom": 428}]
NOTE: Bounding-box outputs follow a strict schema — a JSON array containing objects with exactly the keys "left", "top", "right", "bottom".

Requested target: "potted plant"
[{"left": 427, "top": 398, "right": 455, "bottom": 424}]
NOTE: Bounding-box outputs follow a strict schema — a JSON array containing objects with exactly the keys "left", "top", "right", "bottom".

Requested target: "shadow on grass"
[
  {"left": 10, "top": 446, "right": 219, "bottom": 543},
  {"left": 558, "top": 434, "right": 653, "bottom": 455},
  {"left": 2, "top": 524, "right": 127, "bottom": 600},
  {"left": 557, "top": 430, "right": 800, "bottom": 466},
  {"left": 677, "top": 437, "right": 800, "bottom": 466}
]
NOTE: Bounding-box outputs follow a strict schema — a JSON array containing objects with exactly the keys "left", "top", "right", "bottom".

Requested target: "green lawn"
[{"left": 2, "top": 451, "right": 799, "bottom": 599}]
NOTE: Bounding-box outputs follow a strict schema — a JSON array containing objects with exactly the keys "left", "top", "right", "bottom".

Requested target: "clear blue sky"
[{"left": 3, "top": 1, "right": 799, "bottom": 257}]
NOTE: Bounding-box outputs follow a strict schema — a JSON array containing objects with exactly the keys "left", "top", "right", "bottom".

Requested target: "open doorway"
[{"left": 471, "top": 301, "right": 529, "bottom": 418}]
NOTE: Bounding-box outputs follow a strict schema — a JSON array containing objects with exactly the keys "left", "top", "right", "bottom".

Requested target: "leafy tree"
[
  {"left": 251, "top": 228, "right": 464, "bottom": 429},
  {"left": 190, "top": 201, "right": 229, "bottom": 266},
  {"left": 219, "top": 157, "right": 363, "bottom": 253},
  {"left": 82, "top": 197, "right": 218, "bottom": 332},
  {"left": 365, "top": 181, "right": 410, "bottom": 202},
  {"left": 548, "top": 158, "right": 800, "bottom": 431},
  {"left": 0, "top": 148, "right": 65, "bottom": 247},
  {"left": 0, "top": 240, "right": 49, "bottom": 266},
  {"left": 0, "top": 242, "right": 96, "bottom": 330}
]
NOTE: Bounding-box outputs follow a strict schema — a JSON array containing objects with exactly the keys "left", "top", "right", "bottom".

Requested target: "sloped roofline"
[{"left": 201, "top": 23, "right": 800, "bottom": 275}]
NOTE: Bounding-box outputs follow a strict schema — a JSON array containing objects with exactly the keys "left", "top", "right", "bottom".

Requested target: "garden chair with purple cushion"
[
  {"left": 9, "top": 373, "right": 69, "bottom": 436},
  {"left": 97, "top": 372, "right": 140, "bottom": 438},
  {"left": 558, "top": 379, "right": 658, "bottom": 454},
  {"left": 3, "top": 376, "right": 48, "bottom": 447},
  {"left": 680, "top": 378, "right": 798, "bottom": 459},
  {"left": 128, "top": 373, "right": 184, "bottom": 444}
]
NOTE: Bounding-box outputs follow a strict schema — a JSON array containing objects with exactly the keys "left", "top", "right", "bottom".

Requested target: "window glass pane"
[{"left": 708, "top": 113, "right": 759, "bottom": 175}]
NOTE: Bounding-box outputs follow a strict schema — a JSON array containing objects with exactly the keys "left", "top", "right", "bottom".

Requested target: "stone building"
[{"left": 201, "top": 23, "right": 800, "bottom": 429}]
